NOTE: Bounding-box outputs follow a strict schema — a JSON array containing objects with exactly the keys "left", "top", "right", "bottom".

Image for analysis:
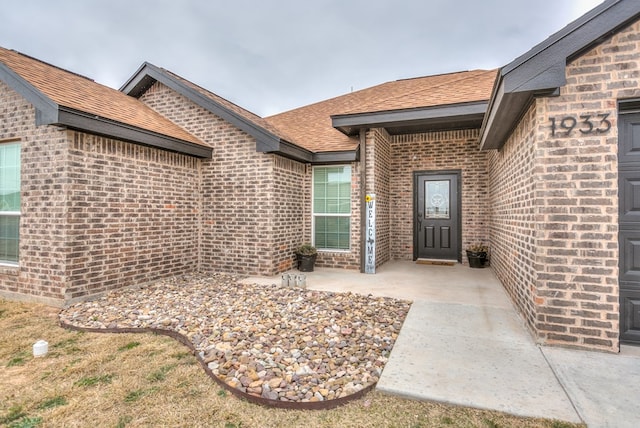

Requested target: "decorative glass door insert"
[{"left": 424, "top": 180, "right": 450, "bottom": 219}]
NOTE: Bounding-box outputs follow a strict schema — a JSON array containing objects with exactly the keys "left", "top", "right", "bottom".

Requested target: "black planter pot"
[
  {"left": 466, "top": 250, "right": 487, "bottom": 268},
  {"left": 297, "top": 254, "right": 317, "bottom": 272}
]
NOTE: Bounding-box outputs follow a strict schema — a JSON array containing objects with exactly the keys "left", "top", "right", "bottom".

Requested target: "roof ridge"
[
  {"left": 357, "top": 69, "right": 495, "bottom": 112},
  {"left": 267, "top": 69, "right": 495, "bottom": 119},
  {"left": 395, "top": 69, "right": 478, "bottom": 82}
]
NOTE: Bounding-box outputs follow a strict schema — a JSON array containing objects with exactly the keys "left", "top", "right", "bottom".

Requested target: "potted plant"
[
  {"left": 295, "top": 243, "right": 317, "bottom": 272},
  {"left": 466, "top": 244, "right": 488, "bottom": 268}
]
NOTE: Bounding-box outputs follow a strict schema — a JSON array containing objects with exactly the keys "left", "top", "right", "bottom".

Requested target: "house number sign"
[{"left": 549, "top": 113, "right": 611, "bottom": 137}]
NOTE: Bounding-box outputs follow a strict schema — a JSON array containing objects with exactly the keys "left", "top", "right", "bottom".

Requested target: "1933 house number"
[{"left": 549, "top": 113, "right": 611, "bottom": 137}]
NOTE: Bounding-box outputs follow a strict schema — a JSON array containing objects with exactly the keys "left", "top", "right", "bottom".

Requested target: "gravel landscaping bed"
[{"left": 59, "top": 273, "right": 412, "bottom": 406}]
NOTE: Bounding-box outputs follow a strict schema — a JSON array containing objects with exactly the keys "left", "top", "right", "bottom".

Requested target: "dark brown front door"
[
  {"left": 619, "top": 112, "right": 640, "bottom": 345},
  {"left": 415, "top": 171, "right": 461, "bottom": 261}
]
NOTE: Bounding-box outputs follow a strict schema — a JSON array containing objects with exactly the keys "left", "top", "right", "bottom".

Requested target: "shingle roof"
[
  {"left": 0, "top": 47, "right": 205, "bottom": 148},
  {"left": 265, "top": 69, "right": 497, "bottom": 153}
]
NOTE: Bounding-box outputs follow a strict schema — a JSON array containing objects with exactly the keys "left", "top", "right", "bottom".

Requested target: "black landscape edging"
[{"left": 59, "top": 321, "right": 375, "bottom": 410}]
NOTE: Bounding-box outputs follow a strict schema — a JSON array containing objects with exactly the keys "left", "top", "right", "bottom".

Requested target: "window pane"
[
  {"left": 0, "top": 142, "right": 20, "bottom": 264},
  {"left": 0, "top": 143, "right": 20, "bottom": 212},
  {"left": 0, "top": 215, "right": 19, "bottom": 263},
  {"left": 314, "top": 216, "right": 350, "bottom": 250},
  {"left": 313, "top": 166, "right": 351, "bottom": 214},
  {"left": 313, "top": 166, "right": 351, "bottom": 250}
]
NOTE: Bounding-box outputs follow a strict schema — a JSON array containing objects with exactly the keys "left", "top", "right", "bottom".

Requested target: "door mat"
[{"left": 416, "top": 259, "right": 456, "bottom": 266}]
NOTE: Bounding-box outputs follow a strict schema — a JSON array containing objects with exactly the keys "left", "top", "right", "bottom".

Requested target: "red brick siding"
[
  {"left": 390, "top": 129, "right": 489, "bottom": 262},
  {"left": 65, "top": 132, "right": 200, "bottom": 300}
]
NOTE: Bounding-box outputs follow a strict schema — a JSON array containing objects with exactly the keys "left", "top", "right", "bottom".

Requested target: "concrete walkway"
[{"left": 244, "top": 261, "right": 640, "bottom": 427}]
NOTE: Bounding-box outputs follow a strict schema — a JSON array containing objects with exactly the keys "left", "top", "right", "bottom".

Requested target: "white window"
[
  {"left": 0, "top": 142, "right": 20, "bottom": 265},
  {"left": 312, "top": 165, "right": 351, "bottom": 251}
]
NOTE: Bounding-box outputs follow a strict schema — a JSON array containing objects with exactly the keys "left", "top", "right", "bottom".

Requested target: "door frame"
[
  {"left": 618, "top": 106, "right": 640, "bottom": 345},
  {"left": 413, "top": 169, "right": 462, "bottom": 262}
]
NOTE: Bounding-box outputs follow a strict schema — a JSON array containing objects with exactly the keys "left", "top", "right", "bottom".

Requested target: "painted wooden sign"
[{"left": 365, "top": 194, "right": 376, "bottom": 274}]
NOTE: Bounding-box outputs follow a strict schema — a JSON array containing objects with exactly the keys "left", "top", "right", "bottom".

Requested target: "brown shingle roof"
[
  {"left": 0, "top": 47, "right": 205, "bottom": 147},
  {"left": 266, "top": 69, "right": 497, "bottom": 153}
]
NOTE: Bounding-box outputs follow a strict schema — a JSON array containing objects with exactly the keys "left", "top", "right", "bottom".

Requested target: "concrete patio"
[{"left": 243, "top": 261, "right": 640, "bottom": 428}]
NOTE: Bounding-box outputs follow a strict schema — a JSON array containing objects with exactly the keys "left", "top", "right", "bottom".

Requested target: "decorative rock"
[
  {"left": 58, "top": 272, "right": 411, "bottom": 404},
  {"left": 268, "top": 377, "right": 284, "bottom": 389}
]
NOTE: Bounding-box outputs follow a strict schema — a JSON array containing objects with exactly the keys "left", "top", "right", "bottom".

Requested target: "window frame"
[
  {"left": 0, "top": 141, "right": 21, "bottom": 266},
  {"left": 311, "top": 165, "right": 352, "bottom": 252}
]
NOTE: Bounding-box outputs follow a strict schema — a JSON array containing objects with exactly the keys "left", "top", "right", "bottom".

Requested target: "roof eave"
[
  {"left": 331, "top": 101, "right": 488, "bottom": 135},
  {"left": 0, "top": 62, "right": 59, "bottom": 124},
  {"left": 0, "top": 61, "right": 210, "bottom": 158},
  {"left": 257, "top": 138, "right": 313, "bottom": 162},
  {"left": 311, "top": 149, "right": 360, "bottom": 164},
  {"left": 256, "top": 139, "right": 358, "bottom": 164},
  {"left": 480, "top": 0, "right": 640, "bottom": 150},
  {"left": 479, "top": 68, "right": 562, "bottom": 151},
  {"left": 57, "top": 107, "right": 212, "bottom": 158}
]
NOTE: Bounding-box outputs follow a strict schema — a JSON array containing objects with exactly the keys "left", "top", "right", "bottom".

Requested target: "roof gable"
[
  {"left": 0, "top": 47, "right": 210, "bottom": 158},
  {"left": 481, "top": 0, "right": 640, "bottom": 150},
  {"left": 121, "top": 63, "right": 343, "bottom": 163}
]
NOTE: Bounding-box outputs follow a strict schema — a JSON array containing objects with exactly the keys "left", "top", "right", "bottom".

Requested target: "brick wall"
[
  {"left": 1, "top": 83, "right": 200, "bottom": 305},
  {"left": 529, "top": 21, "right": 640, "bottom": 351},
  {"left": 487, "top": 19, "right": 640, "bottom": 352},
  {"left": 272, "top": 156, "right": 306, "bottom": 273},
  {"left": 390, "top": 129, "right": 489, "bottom": 262},
  {"left": 0, "top": 81, "right": 68, "bottom": 305},
  {"left": 366, "top": 129, "right": 391, "bottom": 268},
  {"left": 487, "top": 104, "right": 538, "bottom": 333},
  {"left": 140, "top": 82, "right": 305, "bottom": 276},
  {"left": 65, "top": 132, "right": 201, "bottom": 300}
]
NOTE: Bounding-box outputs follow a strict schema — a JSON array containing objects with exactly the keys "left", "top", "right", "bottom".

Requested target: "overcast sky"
[{"left": 2, "top": 0, "right": 603, "bottom": 117}]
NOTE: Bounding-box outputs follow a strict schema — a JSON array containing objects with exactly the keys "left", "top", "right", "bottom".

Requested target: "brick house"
[{"left": 2, "top": 0, "right": 640, "bottom": 352}]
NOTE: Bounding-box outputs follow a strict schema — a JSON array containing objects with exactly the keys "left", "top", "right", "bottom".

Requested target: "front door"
[
  {"left": 415, "top": 171, "right": 460, "bottom": 261},
  {"left": 619, "top": 112, "right": 640, "bottom": 345}
]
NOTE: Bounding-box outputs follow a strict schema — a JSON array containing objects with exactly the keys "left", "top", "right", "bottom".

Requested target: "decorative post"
[{"left": 365, "top": 194, "right": 376, "bottom": 274}]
